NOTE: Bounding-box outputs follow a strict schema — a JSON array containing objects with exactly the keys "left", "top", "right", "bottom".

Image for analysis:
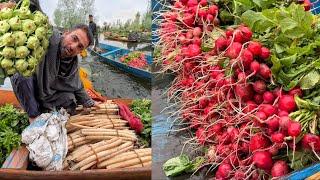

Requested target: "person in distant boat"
[{"left": 88, "top": 14, "right": 99, "bottom": 51}]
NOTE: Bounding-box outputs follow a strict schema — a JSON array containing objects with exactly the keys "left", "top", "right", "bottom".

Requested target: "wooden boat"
[
  {"left": 88, "top": 43, "right": 152, "bottom": 81},
  {"left": 0, "top": 89, "right": 151, "bottom": 179}
]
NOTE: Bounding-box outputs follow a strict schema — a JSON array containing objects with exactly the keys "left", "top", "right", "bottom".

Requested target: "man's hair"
[
  {"left": 70, "top": 24, "right": 94, "bottom": 46},
  {"left": 89, "top": 14, "right": 93, "bottom": 18}
]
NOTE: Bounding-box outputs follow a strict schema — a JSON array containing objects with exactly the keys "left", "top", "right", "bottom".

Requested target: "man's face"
[
  {"left": 60, "top": 29, "right": 89, "bottom": 58},
  {"left": 89, "top": 16, "right": 93, "bottom": 22}
]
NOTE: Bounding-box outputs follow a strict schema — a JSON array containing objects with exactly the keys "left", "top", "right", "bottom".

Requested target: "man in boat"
[
  {"left": 88, "top": 14, "right": 99, "bottom": 51},
  {"left": 10, "top": 24, "right": 99, "bottom": 122}
]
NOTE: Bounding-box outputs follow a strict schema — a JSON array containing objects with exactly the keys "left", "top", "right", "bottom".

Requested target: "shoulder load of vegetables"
[
  {"left": 0, "top": 0, "right": 51, "bottom": 84},
  {"left": 119, "top": 51, "right": 148, "bottom": 69},
  {"left": 156, "top": 0, "right": 320, "bottom": 179}
]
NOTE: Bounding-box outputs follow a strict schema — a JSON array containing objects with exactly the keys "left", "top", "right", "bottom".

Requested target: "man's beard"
[{"left": 60, "top": 45, "right": 71, "bottom": 58}]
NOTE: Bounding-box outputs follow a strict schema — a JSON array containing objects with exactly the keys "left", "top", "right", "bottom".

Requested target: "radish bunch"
[
  {"left": 119, "top": 52, "right": 147, "bottom": 69},
  {"left": 156, "top": 0, "right": 320, "bottom": 179}
]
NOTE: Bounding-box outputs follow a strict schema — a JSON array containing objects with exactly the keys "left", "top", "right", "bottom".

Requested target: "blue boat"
[{"left": 88, "top": 43, "right": 152, "bottom": 81}]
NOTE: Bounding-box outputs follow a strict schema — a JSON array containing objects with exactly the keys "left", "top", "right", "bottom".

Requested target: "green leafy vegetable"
[
  {"left": 131, "top": 99, "right": 152, "bottom": 147},
  {"left": 0, "top": 104, "right": 28, "bottom": 165},
  {"left": 163, "top": 154, "right": 204, "bottom": 177}
]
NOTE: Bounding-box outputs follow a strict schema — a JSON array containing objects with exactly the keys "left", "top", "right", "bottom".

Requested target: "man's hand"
[
  {"left": 29, "top": 116, "right": 37, "bottom": 124},
  {"left": 0, "top": 1, "right": 16, "bottom": 10}
]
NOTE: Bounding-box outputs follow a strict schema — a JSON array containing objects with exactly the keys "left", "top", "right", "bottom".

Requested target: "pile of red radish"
[
  {"left": 119, "top": 53, "right": 148, "bottom": 69},
  {"left": 156, "top": 0, "right": 320, "bottom": 179}
]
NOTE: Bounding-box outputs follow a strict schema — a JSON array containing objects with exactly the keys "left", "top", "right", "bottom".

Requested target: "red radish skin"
[
  {"left": 215, "top": 37, "right": 228, "bottom": 51},
  {"left": 256, "top": 111, "right": 267, "bottom": 121},
  {"left": 241, "top": 49, "right": 254, "bottom": 68},
  {"left": 254, "top": 94, "right": 263, "bottom": 104},
  {"left": 266, "top": 117, "right": 280, "bottom": 131},
  {"left": 273, "top": 87, "right": 283, "bottom": 98},
  {"left": 235, "top": 84, "right": 253, "bottom": 101},
  {"left": 263, "top": 91, "right": 275, "bottom": 104},
  {"left": 260, "top": 47, "right": 271, "bottom": 60},
  {"left": 253, "top": 151, "right": 273, "bottom": 170},
  {"left": 239, "top": 26, "right": 252, "bottom": 42},
  {"left": 192, "top": 37, "right": 202, "bottom": 46},
  {"left": 279, "top": 116, "right": 290, "bottom": 130},
  {"left": 259, "top": 63, "right": 271, "bottom": 79},
  {"left": 301, "top": 134, "right": 320, "bottom": 151},
  {"left": 187, "top": 44, "right": 201, "bottom": 57},
  {"left": 289, "top": 87, "right": 303, "bottom": 97},
  {"left": 216, "top": 163, "right": 232, "bottom": 179},
  {"left": 271, "top": 132, "right": 285, "bottom": 143},
  {"left": 225, "top": 42, "right": 242, "bottom": 59},
  {"left": 226, "top": 29, "right": 233, "bottom": 38},
  {"left": 237, "top": 72, "right": 246, "bottom": 83},
  {"left": 249, "top": 134, "right": 270, "bottom": 152},
  {"left": 250, "top": 61, "right": 260, "bottom": 74},
  {"left": 187, "top": 0, "right": 198, "bottom": 7},
  {"left": 234, "top": 31, "right": 244, "bottom": 43},
  {"left": 288, "top": 121, "right": 301, "bottom": 137},
  {"left": 199, "top": 0, "right": 207, "bottom": 6},
  {"left": 208, "top": 5, "right": 218, "bottom": 15},
  {"left": 271, "top": 160, "right": 289, "bottom": 177},
  {"left": 253, "top": 80, "right": 266, "bottom": 94},
  {"left": 278, "top": 111, "right": 289, "bottom": 117},
  {"left": 248, "top": 41, "right": 262, "bottom": 56},
  {"left": 193, "top": 27, "right": 202, "bottom": 37},
  {"left": 279, "top": 95, "right": 297, "bottom": 113},
  {"left": 260, "top": 104, "right": 277, "bottom": 117}
]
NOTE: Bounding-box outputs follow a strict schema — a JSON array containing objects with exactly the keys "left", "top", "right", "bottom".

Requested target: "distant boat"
[{"left": 88, "top": 43, "right": 152, "bottom": 81}]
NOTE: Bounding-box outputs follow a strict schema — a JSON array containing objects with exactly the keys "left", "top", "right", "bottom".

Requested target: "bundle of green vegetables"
[
  {"left": 0, "top": 0, "right": 52, "bottom": 85},
  {"left": 0, "top": 104, "right": 28, "bottom": 165}
]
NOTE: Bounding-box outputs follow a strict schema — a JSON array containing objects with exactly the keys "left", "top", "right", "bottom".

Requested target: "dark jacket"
[
  {"left": 89, "top": 21, "right": 97, "bottom": 36},
  {"left": 35, "top": 30, "right": 94, "bottom": 112}
]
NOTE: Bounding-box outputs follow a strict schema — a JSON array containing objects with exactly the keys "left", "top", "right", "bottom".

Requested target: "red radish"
[
  {"left": 253, "top": 151, "right": 273, "bottom": 170},
  {"left": 271, "top": 160, "right": 289, "bottom": 177},
  {"left": 199, "top": 0, "right": 207, "bottom": 6},
  {"left": 303, "top": 0, "right": 311, "bottom": 11},
  {"left": 226, "top": 29, "right": 233, "bottom": 38},
  {"left": 192, "top": 37, "right": 202, "bottom": 46},
  {"left": 250, "top": 61, "right": 260, "bottom": 74},
  {"left": 174, "top": 1, "right": 183, "bottom": 8},
  {"left": 186, "top": 31, "right": 193, "bottom": 39},
  {"left": 187, "top": 44, "right": 201, "bottom": 57},
  {"left": 187, "top": 0, "right": 198, "bottom": 7},
  {"left": 301, "top": 134, "right": 320, "bottom": 151},
  {"left": 241, "top": 49, "right": 254, "bottom": 68},
  {"left": 208, "top": 5, "right": 218, "bottom": 15},
  {"left": 198, "top": 9, "right": 207, "bottom": 18},
  {"left": 271, "top": 132, "right": 285, "bottom": 143},
  {"left": 279, "top": 95, "right": 296, "bottom": 113},
  {"left": 237, "top": 72, "right": 246, "bottom": 83},
  {"left": 260, "top": 104, "right": 277, "bottom": 117},
  {"left": 278, "top": 110, "right": 289, "bottom": 117},
  {"left": 259, "top": 63, "right": 271, "bottom": 79},
  {"left": 239, "top": 26, "right": 252, "bottom": 42},
  {"left": 180, "top": 0, "right": 188, "bottom": 4},
  {"left": 256, "top": 111, "right": 267, "bottom": 121},
  {"left": 235, "top": 84, "right": 253, "bottom": 101},
  {"left": 193, "top": 27, "right": 202, "bottom": 37},
  {"left": 272, "top": 87, "right": 283, "bottom": 97},
  {"left": 234, "top": 30, "right": 244, "bottom": 43},
  {"left": 269, "top": 145, "right": 280, "bottom": 156},
  {"left": 253, "top": 80, "right": 266, "bottom": 94},
  {"left": 263, "top": 91, "right": 275, "bottom": 104},
  {"left": 260, "top": 47, "right": 271, "bottom": 60},
  {"left": 198, "top": 97, "right": 209, "bottom": 109},
  {"left": 208, "top": 123, "right": 223, "bottom": 135},
  {"left": 227, "top": 127, "right": 240, "bottom": 141},
  {"left": 225, "top": 42, "right": 242, "bottom": 59},
  {"left": 183, "top": 13, "right": 195, "bottom": 26},
  {"left": 179, "top": 35, "right": 188, "bottom": 45},
  {"left": 234, "top": 171, "right": 245, "bottom": 180},
  {"left": 196, "top": 128, "right": 206, "bottom": 145},
  {"left": 215, "top": 37, "right": 228, "bottom": 51},
  {"left": 244, "top": 101, "right": 257, "bottom": 113},
  {"left": 287, "top": 121, "right": 301, "bottom": 137},
  {"left": 254, "top": 94, "right": 263, "bottom": 104},
  {"left": 248, "top": 41, "right": 262, "bottom": 56},
  {"left": 279, "top": 116, "right": 290, "bottom": 130},
  {"left": 249, "top": 134, "right": 270, "bottom": 152},
  {"left": 216, "top": 163, "right": 232, "bottom": 179},
  {"left": 289, "top": 87, "right": 303, "bottom": 97},
  {"left": 206, "top": 14, "right": 214, "bottom": 22}
]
